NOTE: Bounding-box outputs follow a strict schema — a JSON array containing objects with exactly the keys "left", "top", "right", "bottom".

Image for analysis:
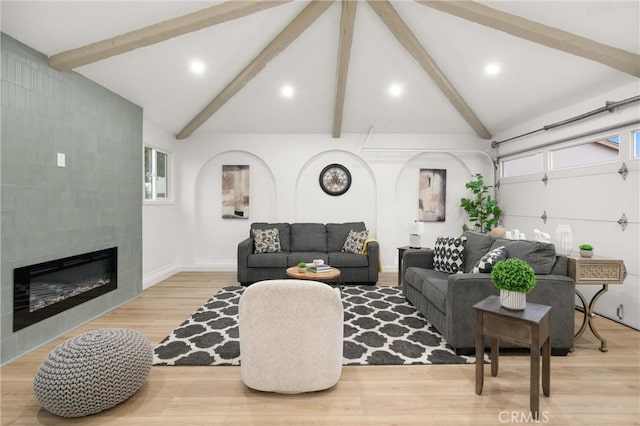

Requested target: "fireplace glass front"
[{"left": 13, "top": 247, "right": 117, "bottom": 332}]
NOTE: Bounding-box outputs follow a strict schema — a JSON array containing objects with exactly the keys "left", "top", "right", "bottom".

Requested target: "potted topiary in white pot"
[
  {"left": 490, "top": 258, "right": 536, "bottom": 310},
  {"left": 579, "top": 244, "right": 594, "bottom": 258}
]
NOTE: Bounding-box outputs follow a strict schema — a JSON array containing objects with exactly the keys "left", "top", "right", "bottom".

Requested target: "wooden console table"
[
  {"left": 567, "top": 254, "right": 624, "bottom": 352},
  {"left": 474, "top": 296, "right": 551, "bottom": 420}
]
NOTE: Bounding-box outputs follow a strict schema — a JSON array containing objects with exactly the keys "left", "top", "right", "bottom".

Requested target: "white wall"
[
  {"left": 143, "top": 85, "right": 640, "bottom": 328},
  {"left": 142, "top": 120, "right": 181, "bottom": 288},
  {"left": 168, "top": 133, "right": 493, "bottom": 276},
  {"left": 141, "top": 82, "right": 639, "bottom": 332},
  {"left": 495, "top": 82, "right": 640, "bottom": 330},
  {"left": 141, "top": 81, "right": 640, "bottom": 334}
]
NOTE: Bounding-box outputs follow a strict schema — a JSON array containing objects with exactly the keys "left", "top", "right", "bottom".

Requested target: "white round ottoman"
[
  {"left": 33, "top": 328, "right": 152, "bottom": 417},
  {"left": 239, "top": 280, "right": 343, "bottom": 394}
]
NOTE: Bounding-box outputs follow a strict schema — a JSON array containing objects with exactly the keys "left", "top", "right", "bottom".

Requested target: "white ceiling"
[{"left": 1, "top": 1, "right": 638, "bottom": 140}]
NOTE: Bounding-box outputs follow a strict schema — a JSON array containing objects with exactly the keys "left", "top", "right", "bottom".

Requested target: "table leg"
[
  {"left": 397, "top": 249, "right": 403, "bottom": 286},
  {"left": 490, "top": 338, "right": 499, "bottom": 377},
  {"left": 574, "top": 289, "right": 589, "bottom": 339},
  {"left": 530, "top": 327, "right": 540, "bottom": 420},
  {"left": 542, "top": 337, "right": 550, "bottom": 397},
  {"left": 575, "top": 285, "right": 610, "bottom": 352},
  {"left": 475, "top": 311, "right": 484, "bottom": 395},
  {"left": 334, "top": 275, "right": 343, "bottom": 293}
]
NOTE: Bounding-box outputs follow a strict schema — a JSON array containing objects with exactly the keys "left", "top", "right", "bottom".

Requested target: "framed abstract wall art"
[
  {"left": 418, "top": 169, "right": 446, "bottom": 222},
  {"left": 222, "top": 165, "right": 249, "bottom": 219}
]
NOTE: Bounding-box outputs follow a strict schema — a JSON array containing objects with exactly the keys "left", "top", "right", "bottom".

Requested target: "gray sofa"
[
  {"left": 402, "top": 231, "right": 575, "bottom": 355},
  {"left": 237, "top": 222, "right": 379, "bottom": 286}
]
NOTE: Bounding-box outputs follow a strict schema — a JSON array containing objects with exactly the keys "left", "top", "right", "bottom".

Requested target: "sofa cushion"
[
  {"left": 491, "top": 239, "right": 556, "bottom": 274},
  {"left": 404, "top": 267, "right": 426, "bottom": 292},
  {"left": 342, "top": 229, "right": 369, "bottom": 254},
  {"left": 252, "top": 228, "right": 282, "bottom": 254},
  {"left": 404, "top": 266, "right": 449, "bottom": 293},
  {"left": 462, "top": 231, "right": 494, "bottom": 273},
  {"left": 251, "top": 223, "right": 291, "bottom": 252},
  {"left": 328, "top": 252, "right": 368, "bottom": 267},
  {"left": 421, "top": 275, "right": 449, "bottom": 314},
  {"left": 326, "top": 222, "right": 366, "bottom": 252},
  {"left": 248, "top": 253, "right": 288, "bottom": 268},
  {"left": 472, "top": 245, "right": 507, "bottom": 273},
  {"left": 291, "top": 223, "right": 327, "bottom": 252},
  {"left": 550, "top": 255, "right": 568, "bottom": 275},
  {"left": 433, "top": 236, "right": 467, "bottom": 274}
]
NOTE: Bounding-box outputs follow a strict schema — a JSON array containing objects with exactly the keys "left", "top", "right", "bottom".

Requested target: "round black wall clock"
[{"left": 319, "top": 163, "right": 352, "bottom": 196}]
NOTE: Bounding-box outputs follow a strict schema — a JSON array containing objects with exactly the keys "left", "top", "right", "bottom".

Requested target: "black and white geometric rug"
[{"left": 153, "top": 285, "right": 477, "bottom": 366}]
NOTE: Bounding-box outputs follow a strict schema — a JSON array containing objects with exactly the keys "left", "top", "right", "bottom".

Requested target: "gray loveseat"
[
  {"left": 402, "top": 231, "right": 575, "bottom": 355},
  {"left": 237, "top": 222, "right": 379, "bottom": 286}
]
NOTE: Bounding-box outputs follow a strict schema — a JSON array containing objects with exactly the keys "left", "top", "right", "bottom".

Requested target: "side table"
[
  {"left": 567, "top": 254, "right": 624, "bottom": 352},
  {"left": 397, "top": 246, "right": 428, "bottom": 286},
  {"left": 474, "top": 296, "right": 551, "bottom": 420}
]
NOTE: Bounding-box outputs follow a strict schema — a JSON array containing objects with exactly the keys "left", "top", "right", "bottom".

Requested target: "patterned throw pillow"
[
  {"left": 433, "top": 236, "right": 467, "bottom": 274},
  {"left": 341, "top": 229, "right": 369, "bottom": 254},
  {"left": 252, "top": 228, "right": 282, "bottom": 254},
  {"left": 472, "top": 246, "right": 507, "bottom": 273}
]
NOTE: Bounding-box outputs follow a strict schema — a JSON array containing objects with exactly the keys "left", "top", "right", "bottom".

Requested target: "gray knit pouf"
[{"left": 33, "top": 328, "right": 153, "bottom": 417}]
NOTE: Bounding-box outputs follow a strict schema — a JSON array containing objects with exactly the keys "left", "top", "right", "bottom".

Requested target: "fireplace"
[{"left": 13, "top": 247, "right": 117, "bottom": 332}]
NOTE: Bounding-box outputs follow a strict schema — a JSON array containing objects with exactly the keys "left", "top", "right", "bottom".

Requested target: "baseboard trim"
[
  {"left": 180, "top": 264, "right": 236, "bottom": 272},
  {"left": 143, "top": 264, "right": 180, "bottom": 289}
]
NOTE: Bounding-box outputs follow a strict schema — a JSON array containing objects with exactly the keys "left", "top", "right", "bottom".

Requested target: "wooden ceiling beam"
[
  {"left": 49, "top": 0, "right": 292, "bottom": 71},
  {"left": 368, "top": 0, "right": 491, "bottom": 139},
  {"left": 417, "top": 0, "right": 640, "bottom": 78},
  {"left": 332, "top": 0, "right": 358, "bottom": 139},
  {"left": 176, "top": 1, "right": 333, "bottom": 140}
]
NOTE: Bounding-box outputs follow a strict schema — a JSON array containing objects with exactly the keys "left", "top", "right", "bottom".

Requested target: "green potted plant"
[
  {"left": 460, "top": 173, "right": 502, "bottom": 234},
  {"left": 491, "top": 258, "right": 536, "bottom": 310},
  {"left": 579, "top": 244, "right": 593, "bottom": 258},
  {"left": 297, "top": 262, "right": 307, "bottom": 272}
]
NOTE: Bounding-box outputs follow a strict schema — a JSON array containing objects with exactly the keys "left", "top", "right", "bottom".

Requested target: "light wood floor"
[{"left": 2, "top": 272, "right": 639, "bottom": 425}]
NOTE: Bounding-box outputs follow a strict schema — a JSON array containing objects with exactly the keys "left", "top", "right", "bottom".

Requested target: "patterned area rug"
[{"left": 153, "top": 285, "right": 476, "bottom": 366}]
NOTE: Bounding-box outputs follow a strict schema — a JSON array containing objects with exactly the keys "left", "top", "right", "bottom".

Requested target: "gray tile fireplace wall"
[{"left": 1, "top": 33, "right": 143, "bottom": 364}]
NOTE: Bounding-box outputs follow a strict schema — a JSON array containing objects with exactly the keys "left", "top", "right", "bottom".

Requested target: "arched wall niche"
[
  {"left": 394, "top": 151, "right": 494, "bottom": 249},
  {"left": 295, "top": 150, "right": 378, "bottom": 235},
  {"left": 194, "top": 150, "right": 276, "bottom": 265}
]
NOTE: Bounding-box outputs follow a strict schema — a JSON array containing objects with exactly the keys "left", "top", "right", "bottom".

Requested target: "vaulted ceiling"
[{"left": 2, "top": 1, "right": 638, "bottom": 140}]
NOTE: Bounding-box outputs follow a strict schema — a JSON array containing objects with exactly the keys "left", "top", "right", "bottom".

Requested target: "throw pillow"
[
  {"left": 433, "top": 236, "right": 467, "bottom": 274},
  {"left": 472, "top": 245, "right": 507, "bottom": 273},
  {"left": 252, "top": 228, "right": 282, "bottom": 254},
  {"left": 342, "top": 229, "right": 369, "bottom": 254}
]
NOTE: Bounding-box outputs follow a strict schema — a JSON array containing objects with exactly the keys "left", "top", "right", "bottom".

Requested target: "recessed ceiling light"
[
  {"left": 281, "top": 84, "right": 295, "bottom": 99},
  {"left": 388, "top": 83, "right": 403, "bottom": 98},
  {"left": 485, "top": 62, "right": 501, "bottom": 76},
  {"left": 189, "top": 60, "right": 206, "bottom": 75}
]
